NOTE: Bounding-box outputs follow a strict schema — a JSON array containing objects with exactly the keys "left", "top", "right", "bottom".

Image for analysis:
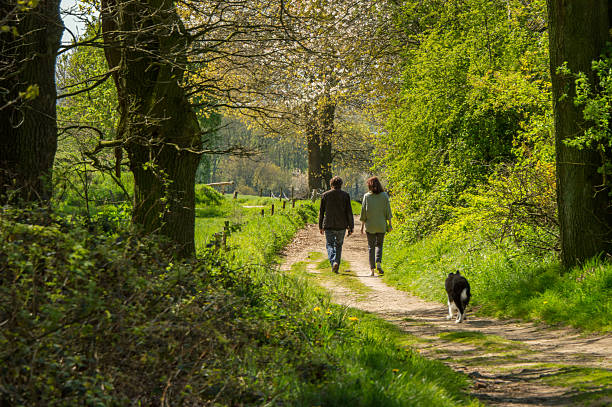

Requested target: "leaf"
[{"left": 18, "top": 84, "right": 39, "bottom": 100}]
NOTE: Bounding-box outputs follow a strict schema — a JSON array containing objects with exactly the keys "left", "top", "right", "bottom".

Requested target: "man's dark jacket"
[{"left": 319, "top": 188, "right": 354, "bottom": 231}]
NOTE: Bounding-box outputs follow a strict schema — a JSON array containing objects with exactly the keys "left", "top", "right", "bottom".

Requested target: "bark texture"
[
  {"left": 547, "top": 0, "right": 612, "bottom": 266},
  {"left": 0, "top": 1, "right": 63, "bottom": 204},
  {"left": 306, "top": 102, "right": 335, "bottom": 191},
  {"left": 101, "top": 0, "right": 202, "bottom": 257}
]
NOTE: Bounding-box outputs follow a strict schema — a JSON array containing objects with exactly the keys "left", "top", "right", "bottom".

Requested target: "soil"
[{"left": 280, "top": 218, "right": 612, "bottom": 407}]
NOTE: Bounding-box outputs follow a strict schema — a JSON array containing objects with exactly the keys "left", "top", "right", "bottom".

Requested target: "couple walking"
[{"left": 318, "top": 176, "right": 393, "bottom": 276}]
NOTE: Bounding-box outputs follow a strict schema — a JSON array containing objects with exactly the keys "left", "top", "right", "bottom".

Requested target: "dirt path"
[{"left": 280, "top": 218, "right": 612, "bottom": 407}]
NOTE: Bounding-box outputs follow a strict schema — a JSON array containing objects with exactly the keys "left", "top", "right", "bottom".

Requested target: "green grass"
[
  {"left": 195, "top": 193, "right": 315, "bottom": 255},
  {"left": 516, "top": 364, "right": 612, "bottom": 404},
  {"left": 537, "top": 366, "right": 612, "bottom": 392},
  {"left": 383, "top": 230, "right": 612, "bottom": 332},
  {"left": 351, "top": 199, "right": 362, "bottom": 215},
  {"left": 191, "top": 195, "right": 480, "bottom": 406},
  {"left": 308, "top": 256, "right": 373, "bottom": 298},
  {"left": 308, "top": 251, "right": 325, "bottom": 261}
]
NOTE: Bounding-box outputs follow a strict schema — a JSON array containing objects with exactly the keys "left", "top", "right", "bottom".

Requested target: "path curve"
[{"left": 280, "top": 217, "right": 612, "bottom": 407}]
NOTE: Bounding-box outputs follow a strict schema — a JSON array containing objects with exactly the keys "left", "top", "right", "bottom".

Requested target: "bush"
[
  {"left": 53, "top": 168, "right": 133, "bottom": 210},
  {"left": 444, "top": 162, "right": 558, "bottom": 254},
  {"left": 194, "top": 184, "right": 223, "bottom": 205}
]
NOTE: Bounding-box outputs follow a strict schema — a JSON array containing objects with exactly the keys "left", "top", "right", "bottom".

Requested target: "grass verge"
[{"left": 383, "top": 231, "right": 612, "bottom": 332}]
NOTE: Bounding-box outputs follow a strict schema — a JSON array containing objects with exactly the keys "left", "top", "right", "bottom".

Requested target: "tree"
[
  {"left": 377, "top": 0, "right": 550, "bottom": 239},
  {"left": 0, "top": 0, "right": 63, "bottom": 204},
  {"left": 101, "top": 0, "right": 202, "bottom": 257},
  {"left": 198, "top": 0, "right": 402, "bottom": 191},
  {"left": 547, "top": 0, "right": 612, "bottom": 266}
]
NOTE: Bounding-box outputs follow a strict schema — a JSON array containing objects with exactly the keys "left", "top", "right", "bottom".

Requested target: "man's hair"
[
  {"left": 330, "top": 176, "right": 343, "bottom": 189},
  {"left": 366, "top": 176, "right": 384, "bottom": 194}
]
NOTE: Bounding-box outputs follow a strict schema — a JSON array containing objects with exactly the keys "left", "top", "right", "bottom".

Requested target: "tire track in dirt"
[{"left": 280, "top": 218, "right": 612, "bottom": 407}]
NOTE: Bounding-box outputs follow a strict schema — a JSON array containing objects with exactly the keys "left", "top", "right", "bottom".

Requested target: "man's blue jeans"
[{"left": 325, "top": 229, "right": 345, "bottom": 267}]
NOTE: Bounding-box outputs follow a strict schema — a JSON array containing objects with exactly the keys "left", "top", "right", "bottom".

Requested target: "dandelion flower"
[
  {"left": 326, "top": 309, "right": 332, "bottom": 315},
  {"left": 392, "top": 369, "right": 400, "bottom": 373},
  {"left": 348, "top": 316, "right": 359, "bottom": 322},
  {"left": 313, "top": 307, "right": 321, "bottom": 312}
]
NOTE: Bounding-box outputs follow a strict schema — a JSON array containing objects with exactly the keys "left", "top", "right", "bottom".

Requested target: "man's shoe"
[
  {"left": 332, "top": 262, "right": 339, "bottom": 273},
  {"left": 376, "top": 262, "right": 384, "bottom": 275},
  {"left": 370, "top": 268, "right": 376, "bottom": 276}
]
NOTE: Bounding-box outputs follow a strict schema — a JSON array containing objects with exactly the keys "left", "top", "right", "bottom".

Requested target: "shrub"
[
  {"left": 441, "top": 161, "right": 558, "bottom": 254},
  {"left": 194, "top": 183, "right": 223, "bottom": 205},
  {"left": 0, "top": 206, "right": 266, "bottom": 405}
]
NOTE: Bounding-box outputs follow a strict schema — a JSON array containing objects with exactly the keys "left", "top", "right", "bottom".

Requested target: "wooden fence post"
[
  {"left": 282, "top": 201, "right": 286, "bottom": 209},
  {"left": 291, "top": 186, "right": 294, "bottom": 200},
  {"left": 261, "top": 209, "right": 264, "bottom": 217},
  {"left": 271, "top": 204, "right": 275, "bottom": 215},
  {"left": 223, "top": 220, "right": 229, "bottom": 248},
  {"left": 279, "top": 188, "right": 283, "bottom": 201},
  {"left": 292, "top": 199, "right": 295, "bottom": 208}
]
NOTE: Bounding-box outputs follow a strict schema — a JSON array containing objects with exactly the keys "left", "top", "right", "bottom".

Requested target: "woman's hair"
[
  {"left": 330, "top": 176, "right": 343, "bottom": 189},
  {"left": 366, "top": 176, "right": 384, "bottom": 194}
]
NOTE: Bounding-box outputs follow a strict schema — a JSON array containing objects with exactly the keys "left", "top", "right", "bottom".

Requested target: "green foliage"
[
  {"left": 56, "top": 26, "right": 118, "bottom": 143},
  {"left": 444, "top": 161, "right": 558, "bottom": 254},
  {"left": 203, "top": 118, "right": 308, "bottom": 194},
  {"left": 221, "top": 201, "right": 318, "bottom": 264},
  {"left": 562, "top": 47, "right": 612, "bottom": 187},
  {"left": 350, "top": 199, "right": 362, "bottom": 215},
  {"left": 194, "top": 183, "right": 223, "bottom": 205},
  {"left": 381, "top": 0, "right": 551, "bottom": 240},
  {"left": 0, "top": 207, "right": 206, "bottom": 405}
]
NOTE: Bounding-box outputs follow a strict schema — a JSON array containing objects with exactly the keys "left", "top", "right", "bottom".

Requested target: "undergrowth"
[{"left": 0, "top": 197, "right": 479, "bottom": 406}]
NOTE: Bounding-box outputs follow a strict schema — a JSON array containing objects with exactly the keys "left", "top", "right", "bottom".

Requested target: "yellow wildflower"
[
  {"left": 326, "top": 309, "right": 332, "bottom": 315},
  {"left": 392, "top": 369, "right": 399, "bottom": 373},
  {"left": 348, "top": 316, "right": 359, "bottom": 322},
  {"left": 313, "top": 307, "right": 321, "bottom": 312}
]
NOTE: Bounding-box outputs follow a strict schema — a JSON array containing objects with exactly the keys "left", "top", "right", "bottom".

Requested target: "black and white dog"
[{"left": 445, "top": 271, "right": 471, "bottom": 323}]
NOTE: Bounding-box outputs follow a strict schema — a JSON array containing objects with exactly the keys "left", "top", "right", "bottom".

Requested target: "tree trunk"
[
  {"left": 101, "top": 0, "right": 201, "bottom": 257},
  {"left": 0, "top": 1, "right": 63, "bottom": 204},
  {"left": 306, "top": 101, "right": 335, "bottom": 191},
  {"left": 547, "top": 0, "right": 612, "bottom": 267}
]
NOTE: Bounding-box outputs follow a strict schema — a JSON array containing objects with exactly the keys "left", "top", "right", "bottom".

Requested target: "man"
[{"left": 319, "top": 176, "right": 354, "bottom": 273}]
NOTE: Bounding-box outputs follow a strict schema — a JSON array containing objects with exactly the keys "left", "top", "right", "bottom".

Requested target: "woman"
[{"left": 360, "top": 176, "right": 392, "bottom": 276}]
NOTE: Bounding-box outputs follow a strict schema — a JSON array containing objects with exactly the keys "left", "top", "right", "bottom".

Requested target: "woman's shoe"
[
  {"left": 370, "top": 268, "right": 376, "bottom": 276},
  {"left": 376, "top": 262, "right": 384, "bottom": 275}
]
